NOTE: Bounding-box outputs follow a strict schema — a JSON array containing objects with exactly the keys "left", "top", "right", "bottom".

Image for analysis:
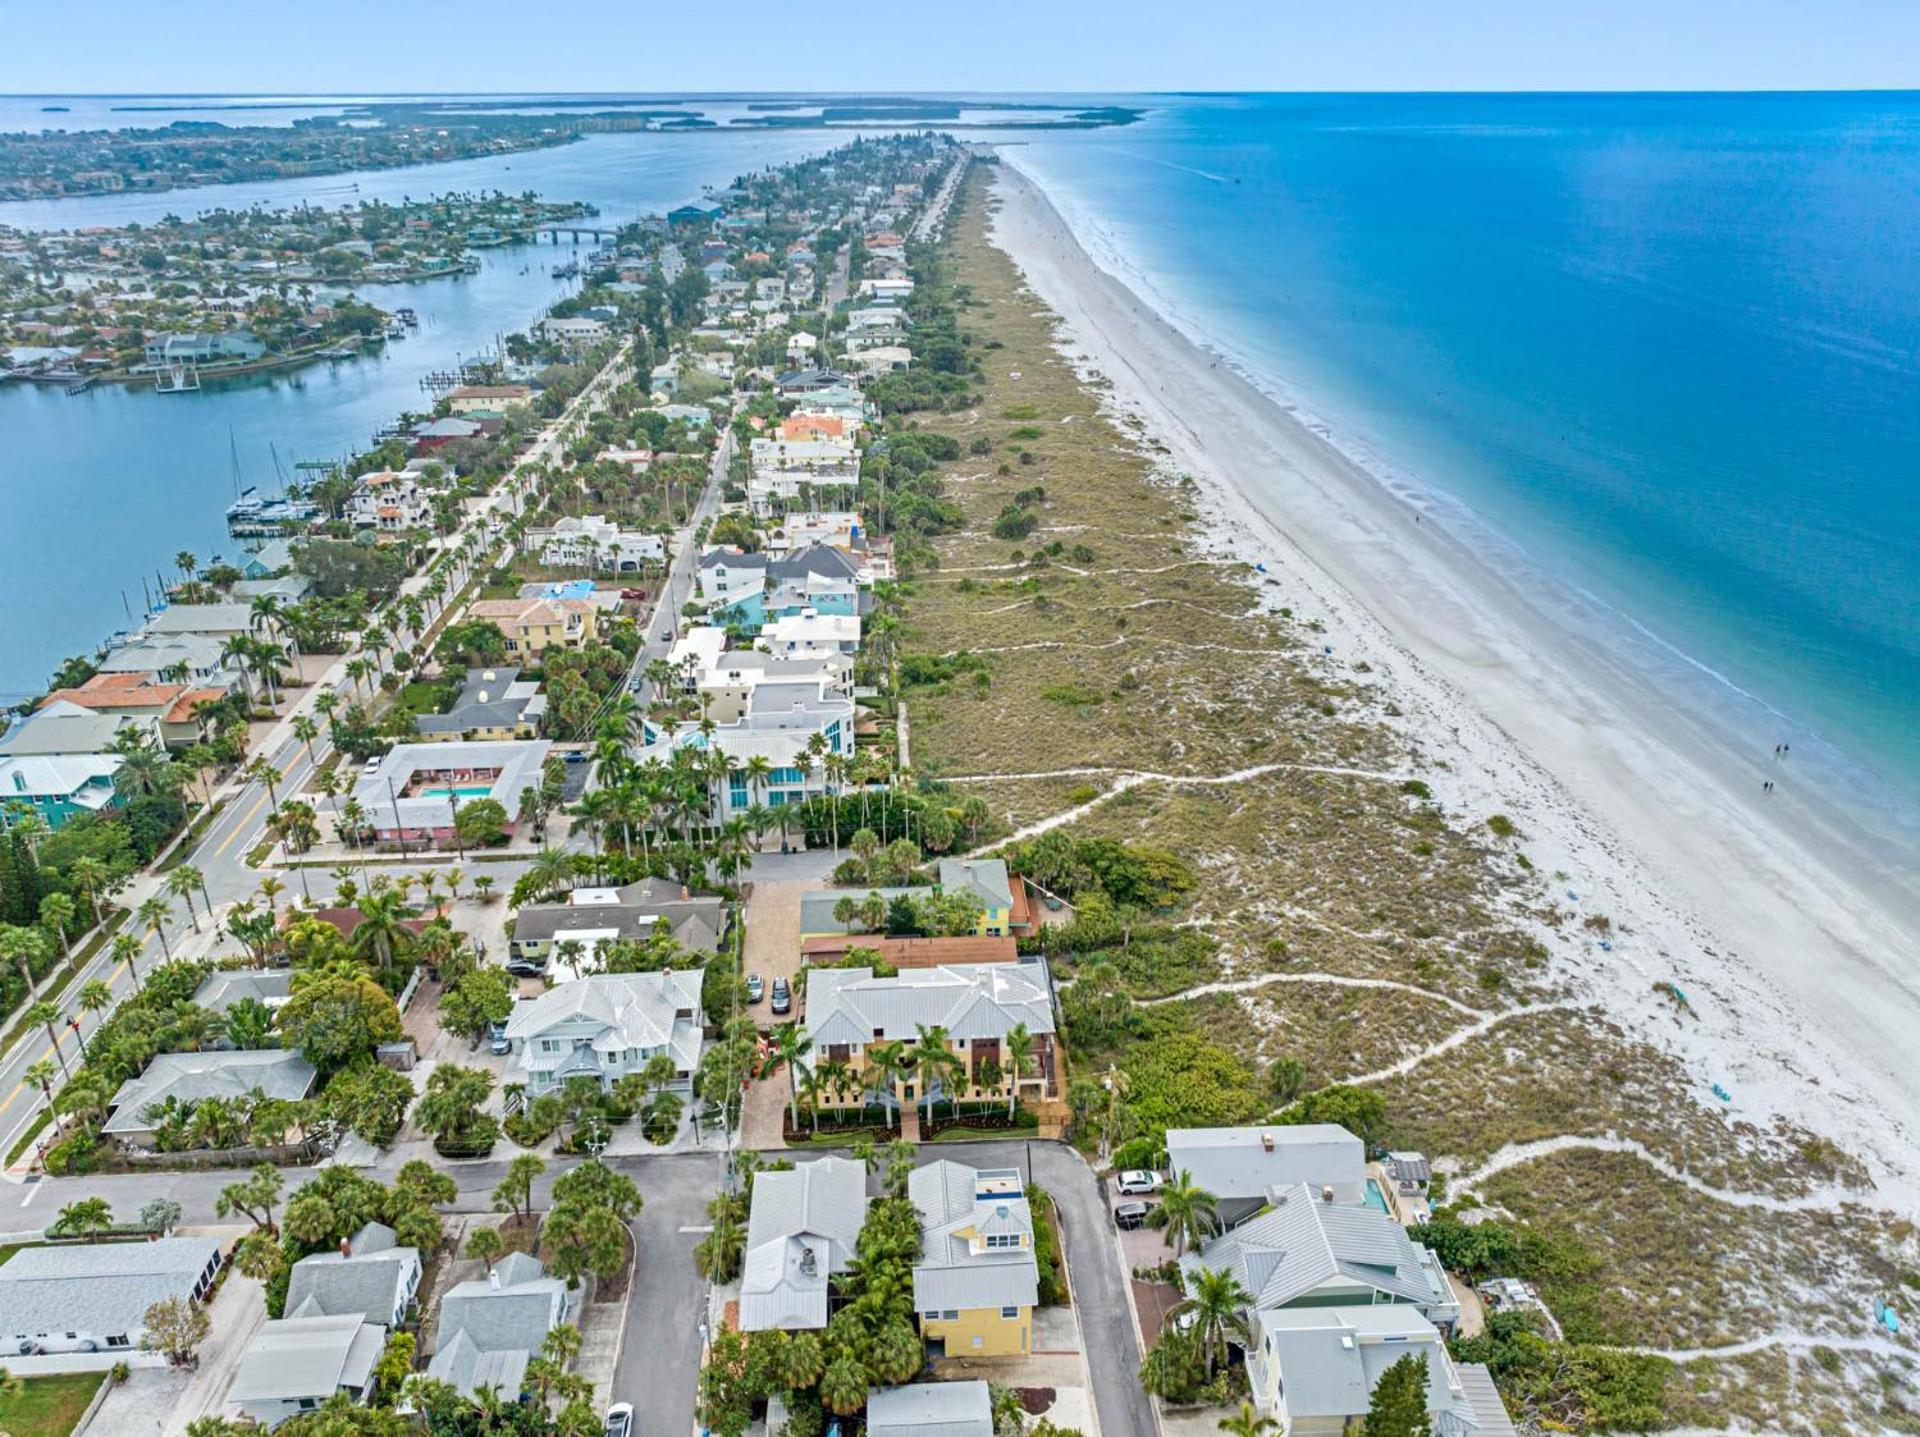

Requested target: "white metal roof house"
[
  {"left": 740, "top": 1157, "right": 869, "bottom": 1331},
  {"left": 502, "top": 971, "right": 704, "bottom": 1094},
  {"left": 0, "top": 1237, "right": 222, "bottom": 1363},
  {"left": 1178, "top": 1183, "right": 1459, "bottom": 1332},
  {"left": 229, "top": 1312, "right": 384, "bottom": 1428},
  {"left": 909, "top": 1163, "right": 1038, "bottom": 1357},
  {"left": 1164, "top": 1124, "right": 1368, "bottom": 1224},
  {"left": 867, "top": 1381, "right": 994, "bottom": 1437}
]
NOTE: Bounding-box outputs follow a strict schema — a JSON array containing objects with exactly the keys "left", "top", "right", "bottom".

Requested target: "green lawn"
[{"left": 0, "top": 1372, "right": 104, "bottom": 1437}]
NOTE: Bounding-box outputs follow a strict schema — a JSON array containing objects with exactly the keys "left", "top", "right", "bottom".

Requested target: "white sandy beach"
[{"left": 988, "top": 156, "right": 1920, "bottom": 1206}]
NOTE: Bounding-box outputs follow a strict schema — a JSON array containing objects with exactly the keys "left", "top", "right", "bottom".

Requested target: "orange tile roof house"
[
  {"left": 466, "top": 598, "right": 599, "bottom": 658},
  {"left": 38, "top": 673, "right": 225, "bottom": 748}
]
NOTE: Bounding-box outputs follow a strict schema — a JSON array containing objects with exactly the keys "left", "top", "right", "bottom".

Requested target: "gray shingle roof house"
[
  {"left": 1245, "top": 1307, "right": 1513, "bottom": 1434},
  {"left": 425, "top": 1253, "right": 573, "bottom": 1399},
  {"left": 103, "top": 1049, "right": 316, "bottom": 1145},
  {"left": 0, "top": 700, "right": 157, "bottom": 758},
  {"left": 284, "top": 1223, "right": 421, "bottom": 1328},
  {"left": 508, "top": 878, "right": 729, "bottom": 961},
  {"left": 1164, "top": 1124, "right": 1368, "bottom": 1224},
  {"left": 229, "top": 1312, "right": 384, "bottom": 1428},
  {"left": 1179, "top": 1184, "right": 1458, "bottom": 1330},
  {"left": 740, "top": 1157, "right": 868, "bottom": 1331},
  {"left": 868, "top": 1381, "right": 993, "bottom": 1437},
  {"left": 0, "top": 1237, "right": 222, "bottom": 1359},
  {"left": 193, "top": 969, "right": 293, "bottom": 1014},
  {"left": 909, "top": 1162, "right": 1039, "bottom": 1316},
  {"left": 503, "top": 970, "right": 704, "bottom": 1095},
  {"left": 414, "top": 667, "right": 547, "bottom": 742}
]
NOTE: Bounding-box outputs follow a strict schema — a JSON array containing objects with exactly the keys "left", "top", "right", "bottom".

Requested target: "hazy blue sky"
[{"left": 3, "top": 0, "right": 1918, "bottom": 93}]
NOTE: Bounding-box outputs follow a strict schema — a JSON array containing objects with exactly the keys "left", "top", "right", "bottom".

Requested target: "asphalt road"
[{"left": 0, "top": 346, "right": 634, "bottom": 1164}]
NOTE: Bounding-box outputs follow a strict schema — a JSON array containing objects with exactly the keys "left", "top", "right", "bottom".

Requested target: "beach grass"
[{"left": 894, "top": 163, "right": 1913, "bottom": 1428}]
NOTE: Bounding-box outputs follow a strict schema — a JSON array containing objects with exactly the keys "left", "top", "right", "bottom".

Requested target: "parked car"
[
  {"left": 488, "top": 1021, "right": 511, "bottom": 1056},
  {"left": 1113, "top": 1201, "right": 1151, "bottom": 1231},
  {"left": 605, "top": 1403, "right": 634, "bottom": 1437},
  {"left": 1116, "top": 1170, "right": 1163, "bottom": 1195},
  {"left": 770, "top": 976, "right": 791, "bottom": 1015},
  {"left": 506, "top": 955, "right": 548, "bottom": 979},
  {"left": 746, "top": 973, "right": 765, "bottom": 1003},
  {"left": 364, "top": 754, "right": 382, "bottom": 777}
]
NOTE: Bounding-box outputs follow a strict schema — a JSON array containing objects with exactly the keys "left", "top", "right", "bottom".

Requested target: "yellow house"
[
  {"left": 908, "top": 1162, "right": 1037, "bottom": 1358},
  {"left": 466, "top": 597, "right": 599, "bottom": 660}
]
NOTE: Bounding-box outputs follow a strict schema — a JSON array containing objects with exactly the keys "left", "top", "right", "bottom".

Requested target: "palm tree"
[
  {"left": 529, "top": 847, "right": 575, "bottom": 901},
  {"left": 865, "top": 1040, "right": 909, "bottom": 1112},
  {"left": 908, "top": 1023, "right": 963, "bottom": 1119},
  {"left": 1218, "top": 1402, "right": 1278, "bottom": 1437},
  {"left": 1172, "top": 1264, "right": 1251, "bottom": 1378},
  {"left": 351, "top": 890, "right": 416, "bottom": 973},
  {"left": 1148, "top": 1169, "right": 1220, "bottom": 1259},
  {"left": 26, "top": 1002, "right": 70, "bottom": 1075},
  {"left": 1004, "top": 1022, "right": 1035, "bottom": 1118},
  {"left": 768, "top": 1023, "right": 812, "bottom": 1130},
  {"left": 111, "top": 930, "right": 144, "bottom": 989},
  {"left": 291, "top": 715, "right": 320, "bottom": 767},
  {"left": 257, "top": 876, "right": 286, "bottom": 915},
  {"left": 165, "top": 867, "right": 203, "bottom": 932},
  {"left": 23, "top": 1059, "right": 58, "bottom": 1122}
]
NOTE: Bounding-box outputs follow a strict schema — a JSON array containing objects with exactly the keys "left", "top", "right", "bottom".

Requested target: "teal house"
[{"left": 0, "top": 754, "right": 124, "bottom": 830}]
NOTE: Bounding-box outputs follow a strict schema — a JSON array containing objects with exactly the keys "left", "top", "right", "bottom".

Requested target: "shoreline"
[{"left": 987, "top": 157, "right": 1920, "bottom": 1198}]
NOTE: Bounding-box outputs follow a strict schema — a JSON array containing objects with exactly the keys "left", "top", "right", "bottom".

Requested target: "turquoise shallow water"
[{"left": 1011, "top": 93, "right": 1920, "bottom": 808}]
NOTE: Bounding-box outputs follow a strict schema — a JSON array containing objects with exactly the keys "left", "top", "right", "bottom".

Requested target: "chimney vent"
[
  {"left": 1322, "top": 1185, "right": 1334, "bottom": 1203},
  {"left": 1260, "top": 1131, "right": 1274, "bottom": 1153},
  {"left": 339, "top": 1237, "right": 352, "bottom": 1257}
]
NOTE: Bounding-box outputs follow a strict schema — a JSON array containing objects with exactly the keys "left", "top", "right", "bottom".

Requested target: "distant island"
[
  {"left": 0, "top": 98, "right": 1142, "bottom": 201},
  {"left": 0, "top": 190, "right": 595, "bottom": 389}
]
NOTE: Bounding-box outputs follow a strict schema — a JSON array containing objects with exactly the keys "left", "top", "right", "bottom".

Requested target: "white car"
[
  {"left": 605, "top": 1403, "right": 634, "bottom": 1437},
  {"left": 1115, "top": 1170, "right": 1162, "bottom": 1196}
]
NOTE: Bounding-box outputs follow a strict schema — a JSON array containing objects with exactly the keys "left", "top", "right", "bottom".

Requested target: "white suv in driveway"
[{"left": 1115, "top": 1170, "right": 1163, "bottom": 1196}]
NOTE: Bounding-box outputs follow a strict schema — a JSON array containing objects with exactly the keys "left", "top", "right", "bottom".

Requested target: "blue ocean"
[{"left": 1013, "top": 93, "right": 1920, "bottom": 808}]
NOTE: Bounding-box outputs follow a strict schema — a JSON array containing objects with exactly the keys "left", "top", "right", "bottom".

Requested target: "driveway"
[
  {"left": 163, "top": 1268, "right": 266, "bottom": 1435},
  {"left": 741, "top": 881, "right": 806, "bottom": 1030}
]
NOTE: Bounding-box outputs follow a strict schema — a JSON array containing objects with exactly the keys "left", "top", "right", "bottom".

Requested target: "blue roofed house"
[
  {"left": 242, "top": 539, "right": 296, "bottom": 579},
  {"left": 0, "top": 753, "right": 123, "bottom": 831}
]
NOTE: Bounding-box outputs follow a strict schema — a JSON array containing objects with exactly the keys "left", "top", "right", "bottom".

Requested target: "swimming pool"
[
  {"left": 1364, "top": 1178, "right": 1391, "bottom": 1215},
  {"left": 421, "top": 785, "right": 495, "bottom": 800}
]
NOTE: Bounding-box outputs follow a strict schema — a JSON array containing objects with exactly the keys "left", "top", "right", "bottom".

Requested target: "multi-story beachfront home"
[
  {"left": 0, "top": 753, "right": 124, "bottom": 831},
  {"left": 342, "top": 739, "right": 551, "bottom": 846},
  {"left": 799, "top": 959, "right": 1059, "bottom": 1117},
  {"left": 639, "top": 675, "right": 853, "bottom": 821},
  {"left": 1245, "top": 1307, "right": 1512, "bottom": 1436},
  {"left": 908, "top": 1162, "right": 1039, "bottom": 1358},
  {"left": 526, "top": 515, "right": 666, "bottom": 573},
  {"left": 1178, "top": 1183, "right": 1460, "bottom": 1334},
  {"left": 747, "top": 436, "right": 861, "bottom": 516},
  {"left": 761, "top": 609, "right": 861, "bottom": 658},
  {"left": 501, "top": 971, "right": 704, "bottom": 1095},
  {"left": 535, "top": 315, "right": 611, "bottom": 353},
  {"left": 1164, "top": 1124, "right": 1369, "bottom": 1227},
  {"left": 465, "top": 597, "right": 599, "bottom": 660},
  {"left": 348, "top": 471, "right": 435, "bottom": 532},
  {"left": 95, "top": 633, "right": 250, "bottom": 698}
]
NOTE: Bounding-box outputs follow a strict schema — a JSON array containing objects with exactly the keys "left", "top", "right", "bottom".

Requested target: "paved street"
[{"left": 20, "top": 1136, "right": 1151, "bottom": 1437}]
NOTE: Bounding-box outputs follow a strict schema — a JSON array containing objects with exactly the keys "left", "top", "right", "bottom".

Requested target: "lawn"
[{"left": 0, "top": 1372, "right": 104, "bottom": 1437}]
